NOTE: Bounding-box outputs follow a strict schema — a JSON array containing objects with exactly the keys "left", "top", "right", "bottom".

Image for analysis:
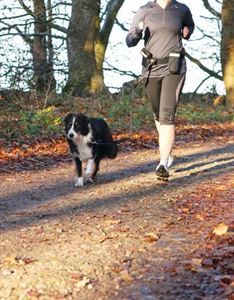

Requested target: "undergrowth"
[{"left": 0, "top": 92, "right": 233, "bottom": 144}]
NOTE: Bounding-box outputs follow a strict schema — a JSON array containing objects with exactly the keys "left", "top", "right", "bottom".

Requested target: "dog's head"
[{"left": 64, "top": 113, "right": 90, "bottom": 141}]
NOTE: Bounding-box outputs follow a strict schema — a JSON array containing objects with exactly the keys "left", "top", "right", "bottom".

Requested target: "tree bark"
[
  {"left": 221, "top": 0, "right": 234, "bottom": 107},
  {"left": 64, "top": 0, "right": 124, "bottom": 97},
  {"left": 64, "top": 0, "right": 102, "bottom": 96},
  {"left": 32, "top": 0, "right": 56, "bottom": 96}
]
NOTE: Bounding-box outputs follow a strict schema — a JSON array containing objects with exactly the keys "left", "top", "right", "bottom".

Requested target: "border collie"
[{"left": 64, "top": 113, "right": 118, "bottom": 186}]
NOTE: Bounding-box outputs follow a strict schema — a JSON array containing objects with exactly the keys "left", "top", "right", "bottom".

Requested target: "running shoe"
[{"left": 155, "top": 165, "right": 169, "bottom": 180}]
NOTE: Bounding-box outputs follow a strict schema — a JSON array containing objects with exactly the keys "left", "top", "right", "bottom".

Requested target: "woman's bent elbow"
[{"left": 126, "top": 37, "right": 138, "bottom": 47}]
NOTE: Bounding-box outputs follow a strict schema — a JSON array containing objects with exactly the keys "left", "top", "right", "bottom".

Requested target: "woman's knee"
[{"left": 159, "top": 108, "right": 176, "bottom": 125}]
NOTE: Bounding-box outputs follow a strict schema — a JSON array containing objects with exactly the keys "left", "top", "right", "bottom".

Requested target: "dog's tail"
[
  {"left": 99, "top": 119, "right": 118, "bottom": 159},
  {"left": 105, "top": 142, "right": 118, "bottom": 159}
]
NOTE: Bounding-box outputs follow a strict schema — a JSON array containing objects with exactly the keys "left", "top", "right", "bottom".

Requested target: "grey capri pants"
[{"left": 145, "top": 73, "right": 186, "bottom": 125}]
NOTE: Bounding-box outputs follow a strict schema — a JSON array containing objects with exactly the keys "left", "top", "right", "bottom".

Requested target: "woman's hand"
[
  {"left": 182, "top": 26, "right": 189, "bottom": 38},
  {"left": 138, "top": 21, "right": 144, "bottom": 30}
]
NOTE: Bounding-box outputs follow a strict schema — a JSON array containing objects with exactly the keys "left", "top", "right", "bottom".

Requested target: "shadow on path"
[{"left": 0, "top": 144, "right": 233, "bottom": 232}]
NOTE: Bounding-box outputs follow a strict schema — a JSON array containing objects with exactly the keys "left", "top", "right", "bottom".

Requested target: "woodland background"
[
  {"left": 0, "top": 0, "right": 233, "bottom": 146},
  {"left": 0, "top": 0, "right": 233, "bottom": 105},
  {"left": 0, "top": 2, "right": 233, "bottom": 299}
]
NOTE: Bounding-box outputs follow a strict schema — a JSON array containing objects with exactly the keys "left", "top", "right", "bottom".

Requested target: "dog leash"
[
  {"left": 90, "top": 76, "right": 145, "bottom": 147},
  {"left": 90, "top": 137, "right": 129, "bottom": 146}
]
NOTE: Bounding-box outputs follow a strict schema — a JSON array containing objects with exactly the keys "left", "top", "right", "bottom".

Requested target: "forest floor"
[{"left": 0, "top": 125, "right": 234, "bottom": 300}]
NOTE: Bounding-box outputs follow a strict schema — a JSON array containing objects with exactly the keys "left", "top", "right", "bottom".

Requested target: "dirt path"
[{"left": 0, "top": 138, "right": 234, "bottom": 300}]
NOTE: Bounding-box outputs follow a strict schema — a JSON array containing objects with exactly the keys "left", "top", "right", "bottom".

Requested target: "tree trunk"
[
  {"left": 46, "top": 0, "right": 56, "bottom": 94},
  {"left": 64, "top": 0, "right": 104, "bottom": 96},
  {"left": 64, "top": 0, "right": 124, "bottom": 97},
  {"left": 32, "top": 0, "right": 56, "bottom": 96},
  {"left": 221, "top": 0, "right": 234, "bottom": 107}
]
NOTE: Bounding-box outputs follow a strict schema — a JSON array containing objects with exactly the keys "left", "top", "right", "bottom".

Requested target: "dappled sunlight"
[
  {"left": 0, "top": 151, "right": 233, "bottom": 299},
  {"left": 1, "top": 121, "right": 233, "bottom": 174},
  {"left": 0, "top": 0, "right": 233, "bottom": 297},
  {"left": 1, "top": 142, "right": 233, "bottom": 233}
]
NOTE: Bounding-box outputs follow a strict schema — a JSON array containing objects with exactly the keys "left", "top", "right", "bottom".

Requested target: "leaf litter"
[{"left": 0, "top": 125, "right": 234, "bottom": 299}]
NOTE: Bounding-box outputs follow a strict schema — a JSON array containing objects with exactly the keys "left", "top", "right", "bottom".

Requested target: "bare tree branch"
[
  {"left": 18, "top": 0, "right": 36, "bottom": 18},
  {"left": 104, "top": 61, "right": 138, "bottom": 78},
  {"left": 197, "top": 26, "right": 220, "bottom": 45},
  {"left": 101, "top": 0, "right": 125, "bottom": 45},
  {"left": 0, "top": 20, "right": 33, "bottom": 44},
  {"left": 18, "top": 0, "right": 68, "bottom": 33},
  {"left": 201, "top": 0, "right": 221, "bottom": 18},
  {"left": 0, "top": 13, "right": 28, "bottom": 21},
  {"left": 185, "top": 51, "right": 223, "bottom": 81},
  {"left": 115, "top": 18, "right": 128, "bottom": 32},
  {"left": 49, "top": 22, "right": 67, "bottom": 34},
  {"left": 189, "top": 75, "right": 212, "bottom": 101}
]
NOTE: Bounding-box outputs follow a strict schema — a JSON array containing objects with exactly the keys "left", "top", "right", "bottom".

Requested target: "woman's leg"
[
  {"left": 156, "top": 73, "right": 185, "bottom": 178},
  {"left": 145, "top": 77, "right": 162, "bottom": 126}
]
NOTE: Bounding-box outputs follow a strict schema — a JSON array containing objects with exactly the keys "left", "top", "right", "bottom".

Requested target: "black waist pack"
[
  {"left": 168, "top": 52, "right": 181, "bottom": 74},
  {"left": 141, "top": 48, "right": 157, "bottom": 69}
]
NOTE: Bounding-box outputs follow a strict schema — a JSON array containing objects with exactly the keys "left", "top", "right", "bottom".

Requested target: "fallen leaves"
[
  {"left": 0, "top": 138, "right": 69, "bottom": 173},
  {"left": 102, "top": 218, "right": 122, "bottom": 226},
  {"left": 143, "top": 233, "right": 160, "bottom": 243},
  {"left": 1, "top": 256, "right": 36, "bottom": 267},
  {"left": 185, "top": 258, "right": 203, "bottom": 273},
  {"left": 1, "top": 119, "right": 233, "bottom": 174},
  {"left": 0, "top": 118, "right": 233, "bottom": 300},
  {"left": 75, "top": 277, "right": 92, "bottom": 289},
  {"left": 195, "top": 214, "right": 205, "bottom": 221},
  {"left": 119, "top": 270, "right": 133, "bottom": 283},
  {"left": 213, "top": 223, "right": 229, "bottom": 236}
]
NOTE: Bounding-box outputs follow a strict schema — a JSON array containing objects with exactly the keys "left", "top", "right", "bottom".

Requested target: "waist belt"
[
  {"left": 149, "top": 54, "right": 184, "bottom": 66},
  {"left": 145, "top": 56, "right": 169, "bottom": 71},
  {"left": 144, "top": 53, "right": 184, "bottom": 87},
  {"left": 155, "top": 57, "right": 169, "bottom": 65}
]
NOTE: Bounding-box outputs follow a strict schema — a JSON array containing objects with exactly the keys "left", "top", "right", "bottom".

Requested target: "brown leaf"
[
  {"left": 186, "top": 258, "right": 203, "bottom": 273},
  {"left": 111, "top": 263, "right": 122, "bottom": 274},
  {"left": 213, "top": 223, "right": 229, "bottom": 236},
  {"left": 1, "top": 256, "right": 36, "bottom": 267},
  {"left": 119, "top": 270, "right": 133, "bottom": 283},
  {"left": 144, "top": 233, "right": 159, "bottom": 243},
  {"left": 196, "top": 214, "right": 205, "bottom": 221},
  {"left": 1, "top": 256, "right": 17, "bottom": 266},
  {"left": 182, "top": 208, "right": 190, "bottom": 213},
  {"left": 103, "top": 218, "right": 122, "bottom": 226}
]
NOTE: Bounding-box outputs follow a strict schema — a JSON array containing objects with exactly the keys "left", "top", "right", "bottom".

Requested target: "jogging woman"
[{"left": 126, "top": 0, "right": 195, "bottom": 180}]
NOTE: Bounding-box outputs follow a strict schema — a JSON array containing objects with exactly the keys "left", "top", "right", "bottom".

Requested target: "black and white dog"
[{"left": 64, "top": 113, "right": 118, "bottom": 186}]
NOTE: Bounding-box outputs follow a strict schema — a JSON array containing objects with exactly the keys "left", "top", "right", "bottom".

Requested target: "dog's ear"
[
  {"left": 81, "top": 114, "right": 90, "bottom": 127},
  {"left": 63, "top": 113, "right": 73, "bottom": 124},
  {"left": 77, "top": 113, "right": 89, "bottom": 125}
]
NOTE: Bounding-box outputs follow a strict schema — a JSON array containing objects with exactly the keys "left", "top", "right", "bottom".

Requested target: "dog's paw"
[{"left": 75, "top": 177, "right": 84, "bottom": 187}]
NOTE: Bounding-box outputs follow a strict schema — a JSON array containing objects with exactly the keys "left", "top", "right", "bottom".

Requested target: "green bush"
[
  {"left": 1, "top": 93, "right": 232, "bottom": 143},
  {"left": 18, "top": 106, "right": 62, "bottom": 137},
  {"left": 177, "top": 103, "right": 233, "bottom": 123}
]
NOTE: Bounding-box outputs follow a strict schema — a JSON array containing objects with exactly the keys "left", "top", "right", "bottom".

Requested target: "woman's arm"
[
  {"left": 126, "top": 9, "right": 145, "bottom": 47},
  {"left": 182, "top": 7, "right": 195, "bottom": 40}
]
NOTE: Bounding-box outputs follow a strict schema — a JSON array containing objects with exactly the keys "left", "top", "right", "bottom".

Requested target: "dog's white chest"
[
  {"left": 77, "top": 142, "right": 93, "bottom": 161},
  {"left": 73, "top": 132, "right": 93, "bottom": 162}
]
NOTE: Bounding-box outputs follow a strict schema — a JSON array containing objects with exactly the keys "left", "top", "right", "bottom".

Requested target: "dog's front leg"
[
  {"left": 74, "top": 157, "right": 84, "bottom": 187},
  {"left": 84, "top": 159, "right": 94, "bottom": 184},
  {"left": 91, "top": 157, "right": 101, "bottom": 181}
]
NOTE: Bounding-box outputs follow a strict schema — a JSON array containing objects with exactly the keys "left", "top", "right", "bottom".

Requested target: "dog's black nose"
[{"left": 68, "top": 133, "right": 74, "bottom": 139}]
